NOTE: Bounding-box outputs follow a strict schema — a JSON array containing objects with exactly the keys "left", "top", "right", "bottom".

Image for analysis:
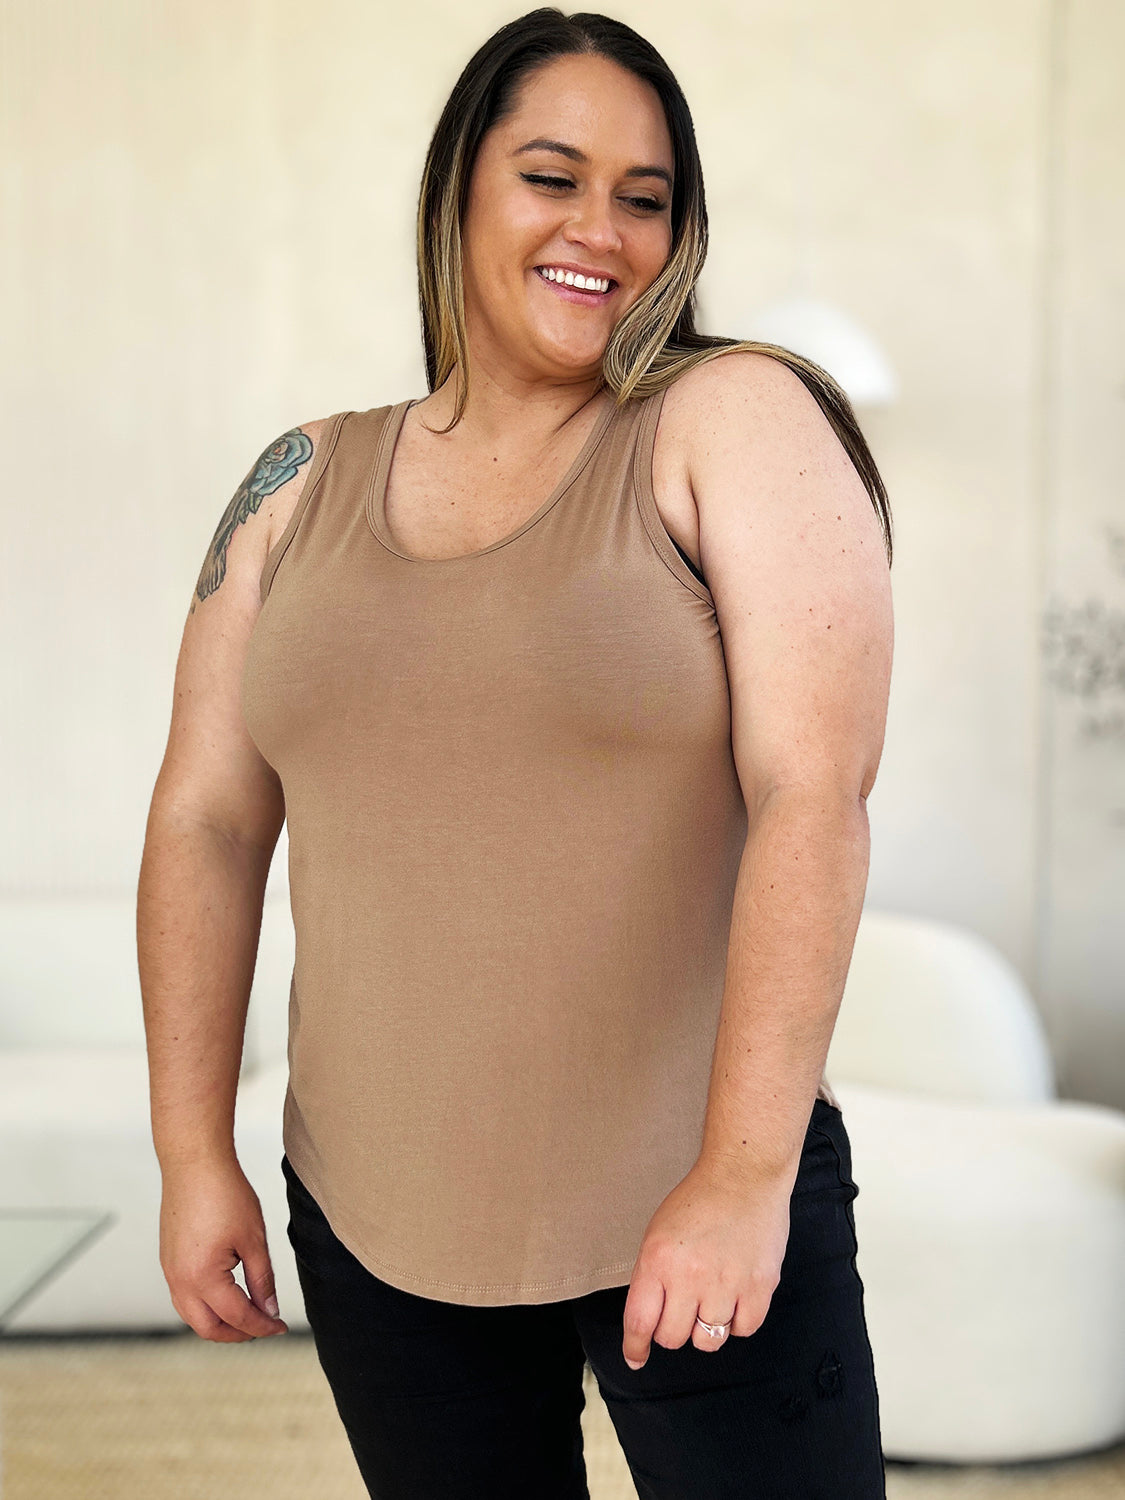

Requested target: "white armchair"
[{"left": 826, "top": 910, "right": 1125, "bottom": 1462}]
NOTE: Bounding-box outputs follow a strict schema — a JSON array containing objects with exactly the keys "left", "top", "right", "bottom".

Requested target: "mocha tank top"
[{"left": 240, "top": 386, "right": 841, "bottom": 1307}]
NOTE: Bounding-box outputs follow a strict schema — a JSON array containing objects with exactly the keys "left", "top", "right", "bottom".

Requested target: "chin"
[
  {"left": 546, "top": 351, "right": 610, "bottom": 375},
  {"left": 535, "top": 331, "right": 613, "bottom": 365}
]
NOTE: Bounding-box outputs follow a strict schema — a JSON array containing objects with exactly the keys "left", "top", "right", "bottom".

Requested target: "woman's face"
[{"left": 460, "top": 53, "right": 676, "bottom": 390}]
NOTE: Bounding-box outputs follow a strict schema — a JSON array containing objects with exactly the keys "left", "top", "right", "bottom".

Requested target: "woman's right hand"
[{"left": 159, "top": 1156, "right": 289, "bottom": 1342}]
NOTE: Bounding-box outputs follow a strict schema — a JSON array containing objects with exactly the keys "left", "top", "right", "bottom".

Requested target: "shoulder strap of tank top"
[
  {"left": 633, "top": 385, "right": 669, "bottom": 462},
  {"left": 630, "top": 385, "right": 711, "bottom": 604},
  {"left": 258, "top": 409, "right": 350, "bottom": 604}
]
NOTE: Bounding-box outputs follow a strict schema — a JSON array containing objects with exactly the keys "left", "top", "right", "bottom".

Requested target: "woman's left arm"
[{"left": 622, "top": 351, "right": 893, "bottom": 1371}]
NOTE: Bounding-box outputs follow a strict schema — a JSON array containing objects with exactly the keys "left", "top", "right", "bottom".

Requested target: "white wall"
[{"left": 2, "top": 1, "right": 1121, "bottom": 1106}]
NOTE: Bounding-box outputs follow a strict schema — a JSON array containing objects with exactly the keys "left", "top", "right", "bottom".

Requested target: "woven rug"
[{"left": 0, "top": 1332, "right": 1121, "bottom": 1498}]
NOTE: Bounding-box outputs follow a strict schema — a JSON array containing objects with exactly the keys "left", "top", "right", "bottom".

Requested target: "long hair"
[{"left": 416, "top": 7, "right": 892, "bottom": 565}]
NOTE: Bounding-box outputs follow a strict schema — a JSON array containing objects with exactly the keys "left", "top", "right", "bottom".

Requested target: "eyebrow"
[{"left": 512, "top": 137, "right": 673, "bottom": 191}]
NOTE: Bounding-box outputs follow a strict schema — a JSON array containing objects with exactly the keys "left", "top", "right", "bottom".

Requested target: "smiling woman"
[
  {"left": 139, "top": 8, "right": 891, "bottom": 1500},
  {"left": 413, "top": 15, "right": 892, "bottom": 578}
]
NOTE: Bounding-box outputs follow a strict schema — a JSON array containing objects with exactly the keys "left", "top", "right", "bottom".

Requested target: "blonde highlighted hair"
[{"left": 416, "top": 6, "right": 892, "bottom": 565}]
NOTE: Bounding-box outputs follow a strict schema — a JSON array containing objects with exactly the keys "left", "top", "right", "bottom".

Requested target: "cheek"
[
  {"left": 478, "top": 187, "right": 557, "bottom": 257},
  {"left": 510, "top": 201, "right": 567, "bottom": 266},
  {"left": 640, "top": 221, "right": 673, "bottom": 275}
]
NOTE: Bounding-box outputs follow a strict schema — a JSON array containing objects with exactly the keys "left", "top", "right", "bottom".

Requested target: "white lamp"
[{"left": 737, "top": 295, "right": 899, "bottom": 409}]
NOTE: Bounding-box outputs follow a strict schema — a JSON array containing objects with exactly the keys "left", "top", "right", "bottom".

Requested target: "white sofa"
[
  {"left": 0, "top": 898, "right": 1123, "bottom": 1463},
  {"left": 0, "top": 893, "right": 299, "bottom": 1334}
]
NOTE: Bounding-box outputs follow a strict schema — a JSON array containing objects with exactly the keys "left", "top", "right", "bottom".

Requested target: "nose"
[{"left": 561, "top": 193, "right": 623, "bottom": 258}]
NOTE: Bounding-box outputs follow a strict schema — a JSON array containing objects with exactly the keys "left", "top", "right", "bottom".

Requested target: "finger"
[
  {"left": 241, "top": 1242, "right": 287, "bottom": 1328},
  {"left": 730, "top": 1277, "right": 778, "bottom": 1339},
  {"left": 652, "top": 1282, "right": 702, "bottom": 1353},
  {"left": 204, "top": 1275, "right": 285, "bottom": 1339},
  {"left": 731, "top": 1291, "right": 766, "bottom": 1338},
  {"left": 177, "top": 1295, "right": 254, "bottom": 1343},
  {"left": 692, "top": 1303, "right": 736, "bottom": 1353},
  {"left": 622, "top": 1270, "right": 666, "bottom": 1370}
]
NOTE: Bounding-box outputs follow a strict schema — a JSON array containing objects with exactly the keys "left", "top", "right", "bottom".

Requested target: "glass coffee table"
[{"left": 0, "top": 1210, "right": 115, "bottom": 1329}]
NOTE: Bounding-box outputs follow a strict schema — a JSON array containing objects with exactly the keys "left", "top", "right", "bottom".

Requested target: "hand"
[
  {"left": 159, "top": 1156, "right": 289, "bottom": 1342},
  {"left": 621, "top": 1154, "right": 797, "bottom": 1371}
]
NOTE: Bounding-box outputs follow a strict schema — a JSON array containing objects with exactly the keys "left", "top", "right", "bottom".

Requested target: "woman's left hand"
[{"left": 621, "top": 1155, "right": 797, "bottom": 1370}]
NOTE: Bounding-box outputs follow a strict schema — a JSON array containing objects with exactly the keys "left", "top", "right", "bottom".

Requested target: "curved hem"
[{"left": 282, "top": 1140, "right": 638, "bottom": 1308}]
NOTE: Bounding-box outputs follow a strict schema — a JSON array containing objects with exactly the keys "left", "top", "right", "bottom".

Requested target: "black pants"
[{"left": 281, "top": 1097, "right": 886, "bottom": 1499}]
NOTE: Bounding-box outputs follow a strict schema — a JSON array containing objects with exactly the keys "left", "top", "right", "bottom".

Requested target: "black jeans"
[{"left": 281, "top": 1097, "right": 886, "bottom": 1499}]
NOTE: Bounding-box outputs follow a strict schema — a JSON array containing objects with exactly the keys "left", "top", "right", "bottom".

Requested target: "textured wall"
[{"left": 1, "top": 1, "right": 1121, "bottom": 1105}]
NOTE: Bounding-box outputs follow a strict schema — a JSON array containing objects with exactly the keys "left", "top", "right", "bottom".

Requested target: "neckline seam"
[{"left": 364, "top": 391, "right": 628, "bottom": 565}]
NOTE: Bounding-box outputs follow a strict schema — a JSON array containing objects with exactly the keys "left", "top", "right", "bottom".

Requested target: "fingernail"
[
  {"left": 266, "top": 1296, "right": 280, "bottom": 1317},
  {"left": 625, "top": 1357, "right": 643, "bottom": 1370}
]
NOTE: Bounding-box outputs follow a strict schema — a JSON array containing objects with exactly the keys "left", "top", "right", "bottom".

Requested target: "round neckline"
[{"left": 365, "top": 390, "right": 623, "bottom": 564}]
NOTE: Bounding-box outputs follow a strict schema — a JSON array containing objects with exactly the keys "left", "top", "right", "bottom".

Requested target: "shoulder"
[
  {"left": 665, "top": 345, "right": 887, "bottom": 616},
  {"left": 658, "top": 348, "right": 869, "bottom": 525},
  {"left": 648, "top": 349, "right": 841, "bottom": 512},
  {"left": 260, "top": 414, "right": 340, "bottom": 552},
  {"left": 660, "top": 348, "right": 834, "bottom": 465},
  {"left": 667, "top": 345, "right": 809, "bottom": 404}
]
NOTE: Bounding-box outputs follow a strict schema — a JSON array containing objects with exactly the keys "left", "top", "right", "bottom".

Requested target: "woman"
[{"left": 138, "top": 8, "right": 893, "bottom": 1497}]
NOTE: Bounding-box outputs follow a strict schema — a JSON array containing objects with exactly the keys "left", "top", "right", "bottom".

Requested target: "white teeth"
[{"left": 536, "top": 266, "right": 611, "bottom": 294}]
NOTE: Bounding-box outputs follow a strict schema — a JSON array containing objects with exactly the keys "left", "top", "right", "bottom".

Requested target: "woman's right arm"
[{"left": 136, "top": 417, "right": 329, "bottom": 1343}]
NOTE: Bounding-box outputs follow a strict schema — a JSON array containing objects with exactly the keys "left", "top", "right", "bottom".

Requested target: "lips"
[
  {"left": 535, "top": 264, "right": 617, "bottom": 288},
  {"left": 532, "top": 266, "right": 619, "bottom": 302}
]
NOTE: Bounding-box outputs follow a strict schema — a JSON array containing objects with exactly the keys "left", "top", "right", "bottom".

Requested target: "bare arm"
[
  {"left": 137, "top": 819, "right": 274, "bottom": 1170},
  {"left": 686, "top": 351, "right": 893, "bottom": 1185},
  {"left": 137, "top": 418, "right": 328, "bottom": 1340},
  {"left": 619, "top": 352, "right": 892, "bottom": 1372}
]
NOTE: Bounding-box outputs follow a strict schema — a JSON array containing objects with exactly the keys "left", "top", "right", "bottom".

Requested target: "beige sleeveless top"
[{"left": 241, "top": 386, "right": 840, "bottom": 1307}]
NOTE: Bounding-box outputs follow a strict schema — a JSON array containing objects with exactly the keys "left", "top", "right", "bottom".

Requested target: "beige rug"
[{"left": 0, "top": 1331, "right": 1122, "bottom": 1499}]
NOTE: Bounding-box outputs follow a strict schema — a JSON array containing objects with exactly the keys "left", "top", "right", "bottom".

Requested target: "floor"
[{"left": 0, "top": 1331, "right": 1122, "bottom": 1498}]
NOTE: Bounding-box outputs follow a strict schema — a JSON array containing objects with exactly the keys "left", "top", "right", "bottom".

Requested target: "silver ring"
[{"left": 695, "top": 1314, "right": 731, "bottom": 1338}]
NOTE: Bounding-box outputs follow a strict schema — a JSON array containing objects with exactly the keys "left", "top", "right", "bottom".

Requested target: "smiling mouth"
[{"left": 533, "top": 266, "right": 618, "bottom": 298}]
